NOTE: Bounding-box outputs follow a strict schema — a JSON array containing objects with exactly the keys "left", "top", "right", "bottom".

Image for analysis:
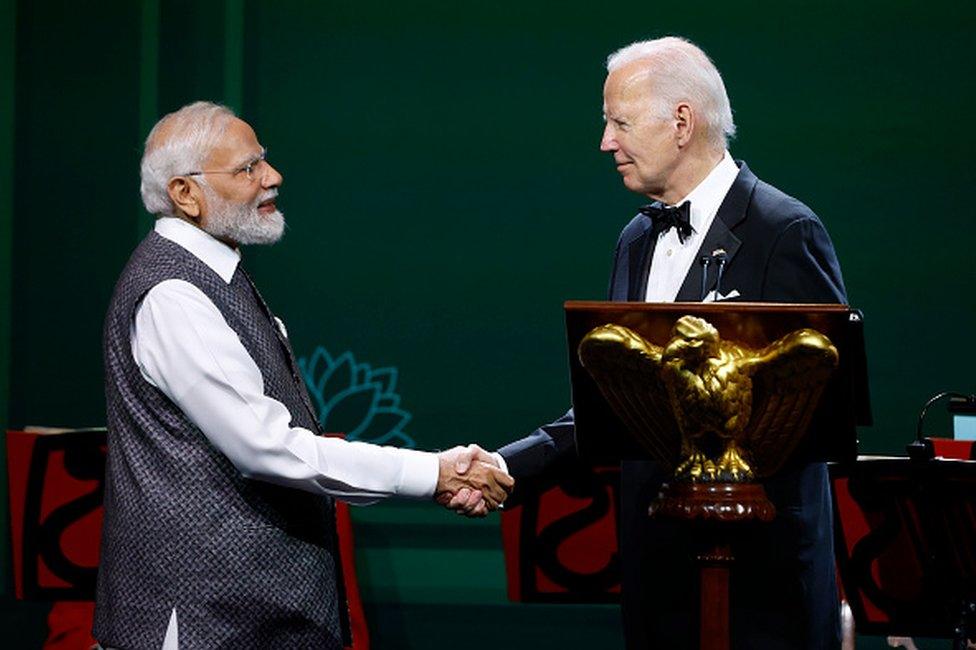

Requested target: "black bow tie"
[{"left": 640, "top": 201, "right": 693, "bottom": 244}]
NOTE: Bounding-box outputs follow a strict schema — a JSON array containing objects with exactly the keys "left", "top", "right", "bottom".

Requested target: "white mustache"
[{"left": 257, "top": 190, "right": 278, "bottom": 204}]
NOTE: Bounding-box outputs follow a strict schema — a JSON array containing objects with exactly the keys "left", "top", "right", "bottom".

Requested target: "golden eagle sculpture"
[{"left": 578, "top": 316, "right": 839, "bottom": 482}]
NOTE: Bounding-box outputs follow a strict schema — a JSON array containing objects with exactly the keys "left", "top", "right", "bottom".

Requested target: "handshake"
[{"left": 434, "top": 444, "right": 514, "bottom": 517}]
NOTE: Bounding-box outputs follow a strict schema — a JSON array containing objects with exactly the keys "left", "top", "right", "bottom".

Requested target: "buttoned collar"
[{"left": 154, "top": 217, "right": 241, "bottom": 284}]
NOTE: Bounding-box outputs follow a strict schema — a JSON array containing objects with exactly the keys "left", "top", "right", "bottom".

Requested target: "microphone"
[
  {"left": 711, "top": 248, "right": 728, "bottom": 299},
  {"left": 698, "top": 256, "right": 712, "bottom": 302},
  {"left": 909, "top": 391, "right": 973, "bottom": 461}
]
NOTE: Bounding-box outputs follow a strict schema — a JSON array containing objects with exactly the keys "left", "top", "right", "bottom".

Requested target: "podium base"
[
  {"left": 649, "top": 481, "right": 776, "bottom": 522},
  {"left": 648, "top": 481, "right": 777, "bottom": 650}
]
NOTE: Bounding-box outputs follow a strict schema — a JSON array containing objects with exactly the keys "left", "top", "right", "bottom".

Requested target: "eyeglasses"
[{"left": 185, "top": 149, "right": 269, "bottom": 182}]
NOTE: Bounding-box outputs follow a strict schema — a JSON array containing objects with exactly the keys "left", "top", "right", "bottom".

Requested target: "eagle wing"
[
  {"left": 742, "top": 329, "right": 839, "bottom": 477},
  {"left": 578, "top": 324, "right": 681, "bottom": 469}
]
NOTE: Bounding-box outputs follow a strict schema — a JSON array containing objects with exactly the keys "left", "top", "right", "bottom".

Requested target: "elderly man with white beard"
[{"left": 93, "top": 101, "right": 513, "bottom": 650}]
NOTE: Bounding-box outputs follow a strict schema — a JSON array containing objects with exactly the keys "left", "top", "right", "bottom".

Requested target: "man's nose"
[
  {"left": 599, "top": 124, "right": 616, "bottom": 152},
  {"left": 262, "top": 162, "right": 283, "bottom": 188}
]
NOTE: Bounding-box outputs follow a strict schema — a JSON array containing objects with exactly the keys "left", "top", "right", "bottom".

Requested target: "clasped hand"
[{"left": 435, "top": 444, "right": 514, "bottom": 517}]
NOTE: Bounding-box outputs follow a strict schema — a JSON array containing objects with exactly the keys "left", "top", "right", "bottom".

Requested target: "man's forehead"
[
  {"left": 222, "top": 118, "right": 260, "bottom": 147},
  {"left": 604, "top": 84, "right": 649, "bottom": 119},
  {"left": 605, "top": 61, "right": 655, "bottom": 101},
  {"left": 208, "top": 118, "right": 262, "bottom": 164}
]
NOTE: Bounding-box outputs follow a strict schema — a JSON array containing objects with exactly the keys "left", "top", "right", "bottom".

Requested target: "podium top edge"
[{"left": 563, "top": 301, "right": 851, "bottom": 313}]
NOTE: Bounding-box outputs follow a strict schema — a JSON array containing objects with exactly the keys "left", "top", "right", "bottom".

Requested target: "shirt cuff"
[{"left": 396, "top": 448, "right": 440, "bottom": 499}]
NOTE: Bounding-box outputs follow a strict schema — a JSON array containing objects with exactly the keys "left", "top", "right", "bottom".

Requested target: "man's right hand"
[{"left": 435, "top": 445, "right": 513, "bottom": 516}]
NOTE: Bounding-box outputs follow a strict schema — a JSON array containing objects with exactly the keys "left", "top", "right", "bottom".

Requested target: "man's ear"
[
  {"left": 674, "top": 102, "right": 694, "bottom": 148},
  {"left": 167, "top": 176, "right": 203, "bottom": 219}
]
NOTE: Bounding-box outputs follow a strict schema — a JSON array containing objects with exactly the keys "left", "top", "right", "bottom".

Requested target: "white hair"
[
  {"left": 140, "top": 101, "right": 236, "bottom": 217},
  {"left": 606, "top": 37, "right": 736, "bottom": 149}
]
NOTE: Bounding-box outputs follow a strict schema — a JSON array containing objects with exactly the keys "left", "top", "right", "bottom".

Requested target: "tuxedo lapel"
[
  {"left": 626, "top": 223, "right": 655, "bottom": 301},
  {"left": 675, "top": 217, "right": 742, "bottom": 301},
  {"left": 675, "top": 161, "right": 758, "bottom": 302}
]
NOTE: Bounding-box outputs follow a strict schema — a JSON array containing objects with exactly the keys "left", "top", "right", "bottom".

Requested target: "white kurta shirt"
[
  {"left": 132, "top": 217, "right": 439, "bottom": 504},
  {"left": 115, "top": 218, "right": 441, "bottom": 650},
  {"left": 644, "top": 151, "right": 739, "bottom": 302}
]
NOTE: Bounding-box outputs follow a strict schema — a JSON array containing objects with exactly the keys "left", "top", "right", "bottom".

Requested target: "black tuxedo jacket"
[{"left": 499, "top": 162, "right": 846, "bottom": 649}]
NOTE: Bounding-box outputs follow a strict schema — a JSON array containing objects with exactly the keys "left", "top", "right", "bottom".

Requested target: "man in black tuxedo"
[{"left": 445, "top": 36, "right": 846, "bottom": 648}]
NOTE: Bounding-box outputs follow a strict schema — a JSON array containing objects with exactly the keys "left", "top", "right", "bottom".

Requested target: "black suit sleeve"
[
  {"left": 497, "top": 409, "right": 576, "bottom": 480},
  {"left": 762, "top": 216, "right": 847, "bottom": 303},
  {"left": 497, "top": 410, "right": 594, "bottom": 507},
  {"left": 606, "top": 232, "right": 625, "bottom": 300}
]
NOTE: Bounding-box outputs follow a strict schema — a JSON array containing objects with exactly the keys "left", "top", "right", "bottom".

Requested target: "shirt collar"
[
  {"left": 675, "top": 150, "right": 739, "bottom": 234},
  {"left": 154, "top": 217, "right": 241, "bottom": 284}
]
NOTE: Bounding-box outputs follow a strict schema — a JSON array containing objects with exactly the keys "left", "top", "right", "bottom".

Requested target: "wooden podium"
[{"left": 565, "top": 301, "right": 869, "bottom": 650}]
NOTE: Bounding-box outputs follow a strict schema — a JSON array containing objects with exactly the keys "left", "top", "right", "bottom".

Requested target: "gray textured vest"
[{"left": 94, "top": 231, "right": 346, "bottom": 649}]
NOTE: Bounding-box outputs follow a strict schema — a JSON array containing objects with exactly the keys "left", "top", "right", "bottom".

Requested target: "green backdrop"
[{"left": 2, "top": 0, "right": 974, "bottom": 647}]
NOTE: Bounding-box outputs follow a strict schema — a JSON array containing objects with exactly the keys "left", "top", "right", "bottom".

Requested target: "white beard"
[{"left": 201, "top": 185, "right": 285, "bottom": 246}]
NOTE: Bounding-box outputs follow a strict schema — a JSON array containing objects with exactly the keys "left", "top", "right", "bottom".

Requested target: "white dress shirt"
[
  {"left": 132, "top": 217, "right": 439, "bottom": 504},
  {"left": 644, "top": 151, "right": 739, "bottom": 302}
]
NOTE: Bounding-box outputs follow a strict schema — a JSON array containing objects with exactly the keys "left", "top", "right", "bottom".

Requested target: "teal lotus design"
[{"left": 297, "top": 346, "right": 416, "bottom": 448}]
